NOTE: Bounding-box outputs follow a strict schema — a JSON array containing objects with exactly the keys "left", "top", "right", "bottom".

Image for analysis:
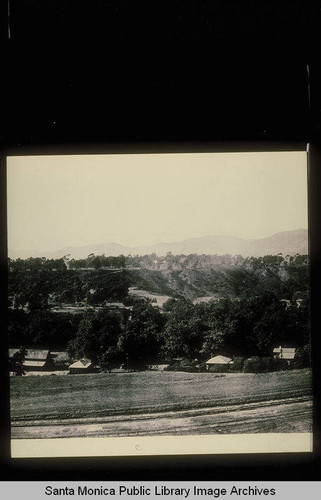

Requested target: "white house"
[
  {"left": 69, "top": 358, "right": 98, "bottom": 374},
  {"left": 205, "top": 355, "right": 233, "bottom": 371},
  {"left": 273, "top": 346, "right": 296, "bottom": 364}
]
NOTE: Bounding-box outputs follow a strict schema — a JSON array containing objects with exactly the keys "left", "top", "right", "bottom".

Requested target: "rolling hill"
[{"left": 9, "top": 228, "right": 308, "bottom": 260}]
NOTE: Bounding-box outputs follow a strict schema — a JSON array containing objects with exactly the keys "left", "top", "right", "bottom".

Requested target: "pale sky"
[{"left": 7, "top": 152, "right": 308, "bottom": 253}]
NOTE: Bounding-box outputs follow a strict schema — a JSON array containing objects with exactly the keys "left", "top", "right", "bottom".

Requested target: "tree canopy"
[{"left": 8, "top": 253, "right": 310, "bottom": 370}]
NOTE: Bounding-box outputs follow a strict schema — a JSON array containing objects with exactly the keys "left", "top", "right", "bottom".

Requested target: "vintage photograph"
[{"left": 6, "top": 151, "right": 311, "bottom": 456}]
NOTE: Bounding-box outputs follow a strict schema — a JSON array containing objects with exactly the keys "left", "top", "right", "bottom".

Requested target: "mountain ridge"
[{"left": 9, "top": 228, "right": 308, "bottom": 260}]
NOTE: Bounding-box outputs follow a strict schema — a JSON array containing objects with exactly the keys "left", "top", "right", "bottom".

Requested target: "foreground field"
[{"left": 10, "top": 369, "right": 312, "bottom": 439}]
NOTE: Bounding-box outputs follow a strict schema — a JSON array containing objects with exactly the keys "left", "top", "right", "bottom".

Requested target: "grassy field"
[
  {"left": 10, "top": 369, "right": 312, "bottom": 438},
  {"left": 128, "top": 287, "right": 172, "bottom": 307}
]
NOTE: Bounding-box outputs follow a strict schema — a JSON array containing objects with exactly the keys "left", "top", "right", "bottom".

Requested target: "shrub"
[
  {"left": 231, "top": 356, "right": 245, "bottom": 372},
  {"left": 243, "top": 356, "right": 287, "bottom": 373},
  {"left": 293, "top": 344, "right": 311, "bottom": 368},
  {"left": 243, "top": 357, "right": 261, "bottom": 373},
  {"left": 9, "top": 346, "right": 27, "bottom": 376},
  {"left": 165, "top": 358, "right": 201, "bottom": 372},
  {"left": 207, "top": 364, "right": 231, "bottom": 373}
]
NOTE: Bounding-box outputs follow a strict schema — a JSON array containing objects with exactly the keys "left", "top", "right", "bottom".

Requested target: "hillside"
[
  {"left": 126, "top": 269, "right": 204, "bottom": 300},
  {"left": 8, "top": 253, "right": 309, "bottom": 362},
  {"left": 125, "top": 256, "right": 308, "bottom": 301},
  {"left": 9, "top": 228, "right": 308, "bottom": 260},
  {"left": 10, "top": 257, "right": 308, "bottom": 309},
  {"left": 249, "top": 228, "right": 308, "bottom": 256}
]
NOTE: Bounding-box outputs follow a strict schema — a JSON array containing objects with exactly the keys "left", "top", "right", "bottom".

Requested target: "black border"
[
  {"left": 1, "top": 143, "right": 320, "bottom": 481},
  {"left": 2, "top": 9, "right": 321, "bottom": 478}
]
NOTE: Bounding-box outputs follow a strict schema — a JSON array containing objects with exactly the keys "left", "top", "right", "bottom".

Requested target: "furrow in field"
[{"left": 11, "top": 397, "right": 312, "bottom": 438}]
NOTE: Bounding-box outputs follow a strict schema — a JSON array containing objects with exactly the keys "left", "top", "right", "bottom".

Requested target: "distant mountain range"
[{"left": 9, "top": 228, "right": 308, "bottom": 260}]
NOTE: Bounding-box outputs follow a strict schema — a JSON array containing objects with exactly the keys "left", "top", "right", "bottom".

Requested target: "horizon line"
[{"left": 8, "top": 227, "right": 308, "bottom": 257}]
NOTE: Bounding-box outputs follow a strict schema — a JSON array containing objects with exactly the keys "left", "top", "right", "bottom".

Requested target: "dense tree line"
[
  {"left": 8, "top": 254, "right": 310, "bottom": 371},
  {"left": 8, "top": 308, "right": 81, "bottom": 349},
  {"left": 9, "top": 254, "right": 308, "bottom": 303},
  {"left": 8, "top": 293, "right": 310, "bottom": 370},
  {"left": 162, "top": 293, "right": 309, "bottom": 360},
  {"left": 9, "top": 267, "right": 129, "bottom": 310},
  {"left": 9, "top": 253, "right": 308, "bottom": 273},
  {"left": 68, "top": 254, "right": 127, "bottom": 270},
  {"left": 9, "top": 254, "right": 309, "bottom": 307}
]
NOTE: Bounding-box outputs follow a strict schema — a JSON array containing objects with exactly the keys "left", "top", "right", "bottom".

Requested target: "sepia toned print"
[{"left": 7, "top": 151, "right": 311, "bottom": 457}]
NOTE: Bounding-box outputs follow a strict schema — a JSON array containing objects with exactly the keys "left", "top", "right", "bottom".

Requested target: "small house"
[
  {"left": 206, "top": 355, "right": 233, "bottom": 372},
  {"left": 273, "top": 346, "right": 296, "bottom": 364},
  {"left": 69, "top": 358, "right": 98, "bottom": 374},
  {"left": 9, "top": 348, "right": 54, "bottom": 371}
]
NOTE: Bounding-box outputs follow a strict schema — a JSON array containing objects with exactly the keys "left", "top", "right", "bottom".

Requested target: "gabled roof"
[
  {"left": 273, "top": 347, "right": 296, "bottom": 353},
  {"left": 273, "top": 346, "right": 296, "bottom": 360},
  {"left": 69, "top": 358, "right": 93, "bottom": 369},
  {"left": 206, "top": 355, "right": 233, "bottom": 365}
]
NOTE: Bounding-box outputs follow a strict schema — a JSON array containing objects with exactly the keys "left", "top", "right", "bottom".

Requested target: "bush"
[
  {"left": 207, "top": 364, "right": 231, "bottom": 373},
  {"left": 293, "top": 344, "right": 311, "bottom": 368},
  {"left": 165, "top": 358, "right": 201, "bottom": 372},
  {"left": 243, "top": 356, "right": 287, "bottom": 373},
  {"left": 231, "top": 356, "right": 245, "bottom": 372},
  {"left": 243, "top": 357, "right": 261, "bottom": 373},
  {"left": 9, "top": 346, "right": 27, "bottom": 376}
]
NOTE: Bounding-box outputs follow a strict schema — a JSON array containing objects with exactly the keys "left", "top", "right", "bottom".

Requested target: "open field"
[
  {"left": 10, "top": 369, "right": 312, "bottom": 439},
  {"left": 128, "top": 287, "right": 172, "bottom": 308}
]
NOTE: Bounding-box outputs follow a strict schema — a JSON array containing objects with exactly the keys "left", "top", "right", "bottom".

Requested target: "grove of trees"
[{"left": 7, "top": 253, "right": 310, "bottom": 371}]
